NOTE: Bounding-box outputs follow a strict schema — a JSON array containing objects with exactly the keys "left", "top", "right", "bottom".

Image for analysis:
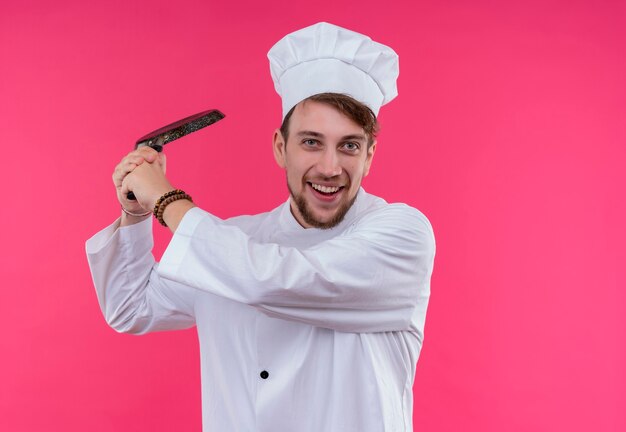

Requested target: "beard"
[{"left": 287, "top": 179, "right": 357, "bottom": 229}]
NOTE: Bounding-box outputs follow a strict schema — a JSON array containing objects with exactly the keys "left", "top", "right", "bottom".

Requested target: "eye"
[
  {"left": 342, "top": 142, "right": 360, "bottom": 152},
  {"left": 302, "top": 139, "right": 320, "bottom": 148}
]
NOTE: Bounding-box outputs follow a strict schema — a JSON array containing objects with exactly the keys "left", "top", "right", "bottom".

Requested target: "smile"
[{"left": 309, "top": 182, "right": 343, "bottom": 195}]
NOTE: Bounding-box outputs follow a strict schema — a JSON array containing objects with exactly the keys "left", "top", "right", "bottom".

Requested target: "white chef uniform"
[
  {"left": 86, "top": 189, "right": 434, "bottom": 431},
  {"left": 87, "top": 22, "right": 436, "bottom": 432}
]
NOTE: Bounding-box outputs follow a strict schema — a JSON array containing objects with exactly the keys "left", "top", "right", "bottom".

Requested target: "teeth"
[{"left": 311, "top": 183, "right": 340, "bottom": 194}]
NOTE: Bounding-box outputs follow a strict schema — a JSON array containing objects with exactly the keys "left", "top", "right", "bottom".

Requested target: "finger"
[
  {"left": 114, "top": 160, "right": 137, "bottom": 176},
  {"left": 112, "top": 162, "right": 138, "bottom": 187},
  {"left": 120, "top": 171, "right": 134, "bottom": 196},
  {"left": 123, "top": 154, "right": 147, "bottom": 166},
  {"left": 135, "top": 146, "right": 160, "bottom": 162},
  {"left": 113, "top": 153, "right": 145, "bottom": 179},
  {"left": 158, "top": 153, "right": 167, "bottom": 174},
  {"left": 120, "top": 178, "right": 130, "bottom": 197}
]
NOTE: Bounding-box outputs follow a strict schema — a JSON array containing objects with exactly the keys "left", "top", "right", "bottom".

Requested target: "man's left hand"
[{"left": 121, "top": 148, "right": 174, "bottom": 212}]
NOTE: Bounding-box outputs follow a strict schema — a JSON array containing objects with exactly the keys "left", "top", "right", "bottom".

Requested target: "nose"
[{"left": 316, "top": 148, "right": 342, "bottom": 178}]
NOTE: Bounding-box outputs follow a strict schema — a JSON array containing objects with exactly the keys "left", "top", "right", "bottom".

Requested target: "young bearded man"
[{"left": 87, "top": 22, "right": 435, "bottom": 432}]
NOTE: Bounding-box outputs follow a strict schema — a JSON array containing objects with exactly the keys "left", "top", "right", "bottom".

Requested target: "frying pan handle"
[{"left": 126, "top": 143, "right": 163, "bottom": 201}]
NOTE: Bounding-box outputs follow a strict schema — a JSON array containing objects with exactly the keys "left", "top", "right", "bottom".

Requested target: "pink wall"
[{"left": 1, "top": 0, "right": 624, "bottom": 430}]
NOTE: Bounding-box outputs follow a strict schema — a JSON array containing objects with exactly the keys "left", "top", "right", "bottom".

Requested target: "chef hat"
[{"left": 268, "top": 22, "right": 399, "bottom": 119}]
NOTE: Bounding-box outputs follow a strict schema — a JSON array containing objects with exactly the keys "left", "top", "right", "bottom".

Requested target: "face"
[{"left": 273, "top": 100, "right": 376, "bottom": 229}]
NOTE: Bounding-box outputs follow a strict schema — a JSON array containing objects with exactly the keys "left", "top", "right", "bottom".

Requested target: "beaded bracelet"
[
  {"left": 153, "top": 189, "right": 193, "bottom": 227},
  {"left": 153, "top": 189, "right": 187, "bottom": 216},
  {"left": 156, "top": 193, "right": 192, "bottom": 226}
]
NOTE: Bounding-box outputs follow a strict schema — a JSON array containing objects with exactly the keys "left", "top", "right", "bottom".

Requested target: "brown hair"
[{"left": 279, "top": 93, "right": 379, "bottom": 148}]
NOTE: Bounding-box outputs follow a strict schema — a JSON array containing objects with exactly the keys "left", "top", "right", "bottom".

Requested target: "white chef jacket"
[{"left": 86, "top": 189, "right": 435, "bottom": 432}]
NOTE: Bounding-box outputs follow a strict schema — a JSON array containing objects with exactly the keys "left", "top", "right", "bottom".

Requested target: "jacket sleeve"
[
  {"left": 85, "top": 217, "right": 196, "bottom": 335},
  {"left": 158, "top": 205, "right": 435, "bottom": 333}
]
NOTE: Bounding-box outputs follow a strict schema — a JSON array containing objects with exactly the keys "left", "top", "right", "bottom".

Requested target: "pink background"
[{"left": 1, "top": 0, "right": 624, "bottom": 430}]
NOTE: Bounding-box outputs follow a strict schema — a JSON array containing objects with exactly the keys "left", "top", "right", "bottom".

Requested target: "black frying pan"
[{"left": 127, "top": 109, "right": 225, "bottom": 200}]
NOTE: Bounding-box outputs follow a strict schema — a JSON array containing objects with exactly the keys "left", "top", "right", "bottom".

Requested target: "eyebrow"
[
  {"left": 297, "top": 131, "right": 324, "bottom": 138},
  {"left": 296, "top": 131, "right": 367, "bottom": 142},
  {"left": 340, "top": 134, "right": 367, "bottom": 142}
]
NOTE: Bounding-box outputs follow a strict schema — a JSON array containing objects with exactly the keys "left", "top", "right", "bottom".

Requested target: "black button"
[{"left": 260, "top": 370, "right": 269, "bottom": 379}]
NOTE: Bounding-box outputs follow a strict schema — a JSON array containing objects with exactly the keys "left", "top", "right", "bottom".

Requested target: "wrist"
[
  {"left": 121, "top": 206, "right": 151, "bottom": 218},
  {"left": 147, "top": 184, "right": 176, "bottom": 212},
  {"left": 151, "top": 188, "right": 194, "bottom": 231},
  {"left": 120, "top": 209, "right": 151, "bottom": 227},
  {"left": 163, "top": 199, "right": 195, "bottom": 232}
]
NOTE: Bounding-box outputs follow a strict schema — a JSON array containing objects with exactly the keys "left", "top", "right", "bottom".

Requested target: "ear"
[
  {"left": 273, "top": 129, "right": 287, "bottom": 169},
  {"left": 363, "top": 141, "right": 376, "bottom": 177}
]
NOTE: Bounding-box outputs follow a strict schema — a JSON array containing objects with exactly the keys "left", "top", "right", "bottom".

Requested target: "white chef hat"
[{"left": 268, "top": 22, "right": 399, "bottom": 119}]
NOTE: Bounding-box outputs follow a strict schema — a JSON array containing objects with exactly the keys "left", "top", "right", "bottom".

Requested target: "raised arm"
[
  {"left": 86, "top": 148, "right": 196, "bottom": 334},
  {"left": 86, "top": 217, "right": 197, "bottom": 334},
  {"left": 116, "top": 147, "right": 435, "bottom": 333},
  {"left": 158, "top": 204, "right": 435, "bottom": 333}
]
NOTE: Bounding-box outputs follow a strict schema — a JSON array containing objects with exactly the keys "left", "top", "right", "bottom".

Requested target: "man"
[{"left": 87, "top": 22, "right": 435, "bottom": 431}]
